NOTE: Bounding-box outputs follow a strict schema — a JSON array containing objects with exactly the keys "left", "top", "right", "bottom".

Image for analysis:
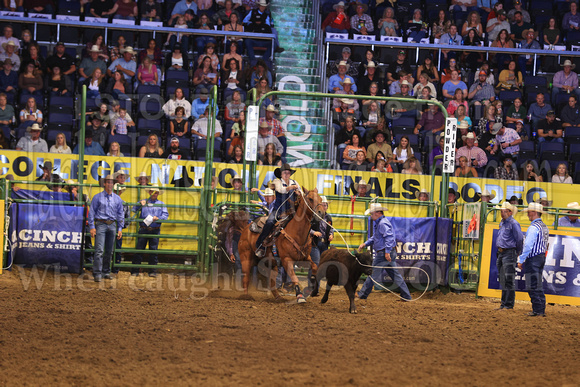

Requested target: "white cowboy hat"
[
  {"left": 1, "top": 40, "right": 16, "bottom": 50},
  {"left": 462, "top": 132, "right": 476, "bottom": 141},
  {"left": 257, "top": 0, "right": 269, "bottom": 6},
  {"left": 561, "top": 60, "right": 576, "bottom": 69},
  {"left": 480, "top": 189, "right": 496, "bottom": 200},
  {"left": 364, "top": 202, "right": 388, "bottom": 215},
  {"left": 534, "top": 197, "right": 553, "bottom": 206},
  {"left": 495, "top": 201, "right": 518, "bottom": 215},
  {"left": 353, "top": 179, "right": 371, "bottom": 192},
  {"left": 113, "top": 183, "right": 126, "bottom": 194},
  {"left": 414, "top": 188, "right": 430, "bottom": 199},
  {"left": 101, "top": 174, "right": 114, "bottom": 182},
  {"left": 340, "top": 98, "right": 354, "bottom": 105},
  {"left": 137, "top": 171, "right": 150, "bottom": 182},
  {"left": 337, "top": 60, "right": 350, "bottom": 71},
  {"left": 263, "top": 188, "right": 275, "bottom": 196},
  {"left": 365, "top": 61, "right": 376, "bottom": 68},
  {"left": 26, "top": 123, "right": 42, "bottom": 132},
  {"left": 88, "top": 45, "right": 102, "bottom": 53},
  {"left": 265, "top": 104, "right": 278, "bottom": 113},
  {"left": 564, "top": 202, "right": 580, "bottom": 212},
  {"left": 400, "top": 80, "right": 411, "bottom": 87},
  {"left": 112, "top": 170, "right": 129, "bottom": 180},
  {"left": 458, "top": 121, "right": 470, "bottom": 129},
  {"left": 333, "top": 1, "right": 346, "bottom": 10},
  {"left": 120, "top": 46, "right": 136, "bottom": 55},
  {"left": 148, "top": 184, "right": 163, "bottom": 194},
  {"left": 524, "top": 202, "right": 545, "bottom": 214},
  {"left": 339, "top": 77, "right": 353, "bottom": 85},
  {"left": 320, "top": 195, "right": 328, "bottom": 204},
  {"left": 231, "top": 174, "right": 243, "bottom": 183}
]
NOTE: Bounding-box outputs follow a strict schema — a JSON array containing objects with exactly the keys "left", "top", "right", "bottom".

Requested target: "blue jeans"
[
  {"left": 93, "top": 221, "right": 117, "bottom": 277},
  {"left": 169, "top": 34, "right": 190, "bottom": 53},
  {"left": 309, "top": 241, "right": 328, "bottom": 287},
  {"left": 496, "top": 248, "right": 517, "bottom": 308},
  {"left": 112, "top": 235, "right": 123, "bottom": 273},
  {"left": 358, "top": 248, "right": 411, "bottom": 300},
  {"left": 132, "top": 227, "right": 160, "bottom": 274},
  {"left": 196, "top": 36, "right": 217, "bottom": 55},
  {"left": 256, "top": 210, "right": 277, "bottom": 249},
  {"left": 524, "top": 253, "right": 546, "bottom": 314}
]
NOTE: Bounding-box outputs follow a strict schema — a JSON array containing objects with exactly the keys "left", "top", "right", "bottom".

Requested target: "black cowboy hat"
[
  {"left": 508, "top": 195, "right": 523, "bottom": 205},
  {"left": 274, "top": 163, "right": 296, "bottom": 179},
  {"left": 448, "top": 188, "right": 460, "bottom": 199},
  {"left": 372, "top": 130, "right": 387, "bottom": 141}
]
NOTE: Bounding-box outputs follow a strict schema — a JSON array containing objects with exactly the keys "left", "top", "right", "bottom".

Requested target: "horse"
[{"left": 237, "top": 188, "right": 326, "bottom": 302}]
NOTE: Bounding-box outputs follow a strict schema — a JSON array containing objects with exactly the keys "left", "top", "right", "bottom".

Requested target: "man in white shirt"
[
  {"left": 191, "top": 107, "right": 222, "bottom": 156},
  {"left": 486, "top": 9, "right": 510, "bottom": 42}
]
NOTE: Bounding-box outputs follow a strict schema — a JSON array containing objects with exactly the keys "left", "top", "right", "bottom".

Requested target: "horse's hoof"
[
  {"left": 296, "top": 294, "right": 306, "bottom": 304},
  {"left": 350, "top": 309, "right": 358, "bottom": 314},
  {"left": 238, "top": 294, "right": 255, "bottom": 301},
  {"left": 273, "top": 296, "right": 286, "bottom": 303}
]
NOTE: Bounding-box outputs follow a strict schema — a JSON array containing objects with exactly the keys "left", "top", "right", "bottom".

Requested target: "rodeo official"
[{"left": 494, "top": 202, "right": 523, "bottom": 310}]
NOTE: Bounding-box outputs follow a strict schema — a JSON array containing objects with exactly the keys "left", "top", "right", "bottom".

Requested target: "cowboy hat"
[
  {"left": 333, "top": 1, "right": 346, "bottom": 10},
  {"left": 1, "top": 40, "right": 16, "bottom": 50},
  {"left": 88, "top": 45, "right": 102, "bottom": 53},
  {"left": 462, "top": 132, "right": 476, "bottom": 141},
  {"left": 257, "top": 0, "right": 269, "bottom": 6},
  {"left": 364, "top": 202, "right": 388, "bottom": 215},
  {"left": 373, "top": 130, "right": 387, "bottom": 140},
  {"left": 353, "top": 179, "right": 371, "bottom": 192},
  {"left": 414, "top": 188, "right": 430, "bottom": 199},
  {"left": 120, "top": 46, "right": 136, "bottom": 55},
  {"left": 495, "top": 201, "right": 518, "bottom": 215},
  {"left": 479, "top": 189, "right": 496, "bottom": 199},
  {"left": 339, "top": 77, "right": 353, "bottom": 85},
  {"left": 259, "top": 121, "right": 270, "bottom": 129},
  {"left": 113, "top": 183, "right": 126, "bottom": 194},
  {"left": 2, "top": 58, "right": 13, "bottom": 66},
  {"left": 137, "top": 171, "right": 150, "bottom": 182},
  {"left": 400, "top": 80, "right": 411, "bottom": 87},
  {"left": 448, "top": 187, "right": 460, "bottom": 199},
  {"left": 524, "top": 202, "right": 545, "bottom": 213},
  {"left": 337, "top": 60, "right": 350, "bottom": 71},
  {"left": 320, "top": 195, "right": 328, "bottom": 204},
  {"left": 522, "top": 28, "right": 538, "bottom": 40},
  {"left": 101, "top": 174, "right": 114, "bottom": 183},
  {"left": 561, "top": 59, "right": 576, "bottom": 69},
  {"left": 265, "top": 104, "right": 278, "bottom": 113},
  {"left": 340, "top": 98, "right": 354, "bottom": 105},
  {"left": 534, "top": 197, "right": 553, "bottom": 206},
  {"left": 274, "top": 163, "right": 296, "bottom": 178},
  {"left": 508, "top": 195, "right": 523, "bottom": 205},
  {"left": 263, "top": 188, "right": 275, "bottom": 196},
  {"left": 64, "top": 179, "right": 78, "bottom": 192},
  {"left": 27, "top": 123, "right": 42, "bottom": 132},
  {"left": 148, "top": 184, "right": 163, "bottom": 194},
  {"left": 458, "top": 121, "right": 470, "bottom": 129},
  {"left": 112, "top": 170, "right": 129, "bottom": 180},
  {"left": 355, "top": 1, "right": 368, "bottom": 12},
  {"left": 490, "top": 122, "right": 503, "bottom": 135},
  {"left": 365, "top": 61, "right": 376, "bottom": 68},
  {"left": 39, "top": 161, "right": 53, "bottom": 171},
  {"left": 231, "top": 174, "right": 243, "bottom": 183},
  {"left": 564, "top": 202, "right": 580, "bottom": 212},
  {"left": 501, "top": 153, "right": 515, "bottom": 163}
]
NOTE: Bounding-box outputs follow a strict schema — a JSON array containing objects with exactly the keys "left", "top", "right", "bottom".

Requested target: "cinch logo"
[{"left": 12, "top": 229, "right": 83, "bottom": 250}]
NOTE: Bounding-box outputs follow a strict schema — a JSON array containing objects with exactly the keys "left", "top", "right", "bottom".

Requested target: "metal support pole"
[{"left": 79, "top": 86, "right": 87, "bottom": 200}]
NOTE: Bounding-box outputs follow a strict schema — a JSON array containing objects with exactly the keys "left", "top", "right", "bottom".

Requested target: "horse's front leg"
[{"left": 282, "top": 256, "right": 306, "bottom": 303}]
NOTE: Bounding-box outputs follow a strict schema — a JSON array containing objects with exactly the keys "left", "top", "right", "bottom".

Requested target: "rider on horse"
[{"left": 255, "top": 163, "right": 300, "bottom": 257}]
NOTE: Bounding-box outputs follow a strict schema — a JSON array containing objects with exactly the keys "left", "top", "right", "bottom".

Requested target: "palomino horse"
[{"left": 237, "top": 188, "right": 326, "bottom": 302}]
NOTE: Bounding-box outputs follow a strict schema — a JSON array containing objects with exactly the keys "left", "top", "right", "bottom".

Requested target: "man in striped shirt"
[{"left": 518, "top": 203, "right": 550, "bottom": 317}]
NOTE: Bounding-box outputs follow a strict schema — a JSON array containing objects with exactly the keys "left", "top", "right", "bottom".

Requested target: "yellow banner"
[{"left": 0, "top": 199, "right": 4, "bottom": 274}]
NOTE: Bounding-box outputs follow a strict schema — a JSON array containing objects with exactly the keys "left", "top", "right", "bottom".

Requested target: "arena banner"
[
  {"left": 478, "top": 225, "right": 580, "bottom": 306},
  {"left": 377, "top": 217, "right": 451, "bottom": 289},
  {"left": 10, "top": 203, "right": 84, "bottom": 274},
  {"left": 0, "top": 199, "right": 4, "bottom": 275}
]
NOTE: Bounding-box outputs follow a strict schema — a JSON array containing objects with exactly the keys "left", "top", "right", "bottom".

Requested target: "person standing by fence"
[
  {"left": 88, "top": 175, "right": 125, "bottom": 282},
  {"left": 518, "top": 203, "right": 549, "bottom": 317},
  {"left": 131, "top": 185, "right": 169, "bottom": 277},
  {"left": 494, "top": 202, "right": 523, "bottom": 310}
]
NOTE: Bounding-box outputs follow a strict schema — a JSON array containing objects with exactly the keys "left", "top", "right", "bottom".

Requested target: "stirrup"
[{"left": 255, "top": 247, "right": 266, "bottom": 258}]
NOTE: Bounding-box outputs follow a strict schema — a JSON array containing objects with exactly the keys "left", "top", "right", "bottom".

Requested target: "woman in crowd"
[
  {"left": 362, "top": 101, "right": 381, "bottom": 129},
  {"left": 197, "top": 42, "right": 220, "bottom": 72},
  {"left": 407, "top": 8, "right": 428, "bottom": 42},
  {"left": 19, "top": 97, "right": 42, "bottom": 124},
  {"left": 455, "top": 155, "right": 478, "bottom": 177},
  {"left": 105, "top": 69, "right": 131, "bottom": 100},
  {"left": 402, "top": 156, "right": 422, "bottom": 174},
  {"left": 461, "top": 11, "right": 483, "bottom": 37},
  {"left": 447, "top": 87, "right": 468, "bottom": 115},
  {"left": 496, "top": 60, "right": 523, "bottom": 92},
  {"left": 107, "top": 141, "right": 124, "bottom": 157},
  {"left": 362, "top": 82, "right": 386, "bottom": 109},
  {"left": 442, "top": 69, "right": 467, "bottom": 99},
  {"left": 394, "top": 136, "right": 414, "bottom": 165},
  {"left": 165, "top": 43, "right": 189, "bottom": 72},
  {"left": 342, "top": 133, "right": 366, "bottom": 169},
  {"left": 348, "top": 150, "right": 371, "bottom": 171},
  {"left": 223, "top": 12, "right": 244, "bottom": 53},
  {"left": 476, "top": 103, "right": 501, "bottom": 138},
  {"left": 85, "top": 68, "right": 106, "bottom": 99},
  {"left": 414, "top": 73, "right": 437, "bottom": 99},
  {"left": 250, "top": 60, "right": 272, "bottom": 88},
  {"left": 137, "top": 56, "right": 158, "bottom": 86},
  {"left": 45, "top": 65, "right": 71, "bottom": 97},
  {"left": 454, "top": 105, "right": 472, "bottom": 128},
  {"left": 162, "top": 87, "right": 191, "bottom": 119},
  {"left": 229, "top": 144, "right": 244, "bottom": 164},
  {"left": 491, "top": 29, "right": 513, "bottom": 69},
  {"left": 441, "top": 58, "right": 462, "bottom": 84},
  {"left": 22, "top": 42, "right": 45, "bottom": 75},
  {"left": 194, "top": 13, "right": 216, "bottom": 55},
  {"left": 88, "top": 103, "right": 110, "bottom": 129},
  {"left": 522, "top": 160, "right": 543, "bottom": 182},
  {"left": 222, "top": 41, "right": 243, "bottom": 71},
  {"left": 358, "top": 49, "right": 377, "bottom": 76},
  {"left": 432, "top": 9, "right": 451, "bottom": 40},
  {"left": 378, "top": 7, "right": 399, "bottom": 36},
  {"left": 552, "top": 163, "right": 573, "bottom": 184},
  {"left": 169, "top": 106, "right": 189, "bottom": 138},
  {"left": 18, "top": 62, "right": 43, "bottom": 97},
  {"left": 228, "top": 110, "right": 245, "bottom": 157},
  {"left": 417, "top": 56, "right": 439, "bottom": 83},
  {"left": 20, "top": 29, "right": 35, "bottom": 53},
  {"left": 109, "top": 35, "right": 127, "bottom": 63},
  {"left": 222, "top": 58, "right": 245, "bottom": 101},
  {"left": 462, "top": 28, "right": 483, "bottom": 71},
  {"left": 254, "top": 77, "right": 273, "bottom": 109},
  {"left": 138, "top": 38, "right": 162, "bottom": 68},
  {"left": 49, "top": 132, "right": 71, "bottom": 154},
  {"left": 259, "top": 142, "right": 283, "bottom": 166},
  {"left": 138, "top": 134, "right": 163, "bottom": 158},
  {"left": 193, "top": 55, "right": 218, "bottom": 93}
]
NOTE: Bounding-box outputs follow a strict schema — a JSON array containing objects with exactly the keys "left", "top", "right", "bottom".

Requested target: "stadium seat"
[
  {"left": 137, "top": 118, "right": 161, "bottom": 135},
  {"left": 568, "top": 143, "right": 580, "bottom": 162},
  {"left": 498, "top": 90, "right": 522, "bottom": 102},
  {"left": 524, "top": 76, "right": 547, "bottom": 87},
  {"left": 46, "top": 130, "right": 72, "bottom": 147},
  {"left": 49, "top": 113, "right": 73, "bottom": 125},
  {"left": 565, "top": 126, "right": 580, "bottom": 143},
  {"left": 136, "top": 84, "right": 161, "bottom": 95},
  {"left": 108, "top": 134, "right": 132, "bottom": 155},
  {"left": 165, "top": 70, "right": 189, "bottom": 82}
]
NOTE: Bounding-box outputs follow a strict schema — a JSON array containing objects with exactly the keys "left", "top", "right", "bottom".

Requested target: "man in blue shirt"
[
  {"left": 73, "top": 130, "right": 105, "bottom": 156},
  {"left": 132, "top": 184, "right": 169, "bottom": 277},
  {"left": 251, "top": 187, "right": 275, "bottom": 213},
  {"left": 494, "top": 202, "right": 523, "bottom": 310},
  {"left": 107, "top": 46, "right": 137, "bottom": 81},
  {"left": 357, "top": 203, "right": 411, "bottom": 300},
  {"left": 88, "top": 175, "right": 125, "bottom": 282},
  {"left": 518, "top": 203, "right": 549, "bottom": 317},
  {"left": 554, "top": 202, "right": 580, "bottom": 228},
  {"left": 328, "top": 61, "right": 357, "bottom": 93}
]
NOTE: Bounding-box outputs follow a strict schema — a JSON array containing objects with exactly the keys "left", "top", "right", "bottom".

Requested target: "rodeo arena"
[{"left": 2, "top": 0, "right": 580, "bottom": 384}]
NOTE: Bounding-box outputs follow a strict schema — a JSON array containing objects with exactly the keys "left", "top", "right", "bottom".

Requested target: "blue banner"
[
  {"left": 10, "top": 202, "right": 84, "bottom": 273},
  {"left": 371, "top": 217, "right": 451, "bottom": 289},
  {"left": 488, "top": 230, "right": 580, "bottom": 297},
  {"left": 11, "top": 188, "right": 72, "bottom": 202}
]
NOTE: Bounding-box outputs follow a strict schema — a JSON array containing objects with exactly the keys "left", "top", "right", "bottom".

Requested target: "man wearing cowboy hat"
[
  {"left": 357, "top": 203, "right": 412, "bottom": 301},
  {"left": 330, "top": 47, "right": 358, "bottom": 78},
  {"left": 518, "top": 202, "right": 549, "bottom": 317},
  {"left": 113, "top": 170, "right": 129, "bottom": 185},
  {"left": 353, "top": 179, "right": 371, "bottom": 197},
  {"left": 36, "top": 161, "right": 54, "bottom": 182},
  {"left": 79, "top": 45, "right": 107, "bottom": 83},
  {"left": 552, "top": 60, "right": 580, "bottom": 101},
  {"left": 389, "top": 80, "right": 416, "bottom": 117},
  {"left": 366, "top": 130, "right": 393, "bottom": 163},
  {"left": 0, "top": 40, "right": 20, "bottom": 71},
  {"left": 0, "top": 25, "right": 19, "bottom": 55},
  {"left": 561, "top": 95, "right": 580, "bottom": 128},
  {"left": 131, "top": 184, "right": 169, "bottom": 277},
  {"left": 518, "top": 28, "right": 540, "bottom": 76},
  {"left": 491, "top": 122, "right": 522, "bottom": 157},
  {"left": 73, "top": 129, "right": 105, "bottom": 156},
  {"left": 308, "top": 195, "right": 334, "bottom": 296},
  {"left": 448, "top": 187, "right": 460, "bottom": 204},
  {"left": 258, "top": 104, "right": 284, "bottom": 138},
  {"left": 16, "top": 123, "right": 48, "bottom": 153},
  {"left": 251, "top": 187, "right": 276, "bottom": 213},
  {"left": 322, "top": 1, "right": 350, "bottom": 33},
  {"left": 255, "top": 163, "right": 300, "bottom": 257},
  {"left": 88, "top": 175, "right": 125, "bottom": 282},
  {"left": 328, "top": 60, "right": 357, "bottom": 93},
  {"left": 554, "top": 202, "right": 580, "bottom": 228},
  {"left": 494, "top": 201, "right": 523, "bottom": 310},
  {"left": 478, "top": 189, "right": 496, "bottom": 203},
  {"left": 357, "top": 61, "right": 384, "bottom": 96},
  {"left": 456, "top": 132, "right": 488, "bottom": 168},
  {"left": 388, "top": 70, "right": 413, "bottom": 96},
  {"left": 107, "top": 46, "right": 136, "bottom": 80},
  {"left": 350, "top": 1, "right": 373, "bottom": 35},
  {"left": 137, "top": 171, "right": 151, "bottom": 186},
  {"left": 257, "top": 121, "right": 284, "bottom": 157},
  {"left": 46, "top": 42, "right": 76, "bottom": 76}
]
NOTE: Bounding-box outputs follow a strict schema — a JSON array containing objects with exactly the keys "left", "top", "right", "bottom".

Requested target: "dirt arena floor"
[{"left": 1, "top": 268, "right": 579, "bottom": 386}]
